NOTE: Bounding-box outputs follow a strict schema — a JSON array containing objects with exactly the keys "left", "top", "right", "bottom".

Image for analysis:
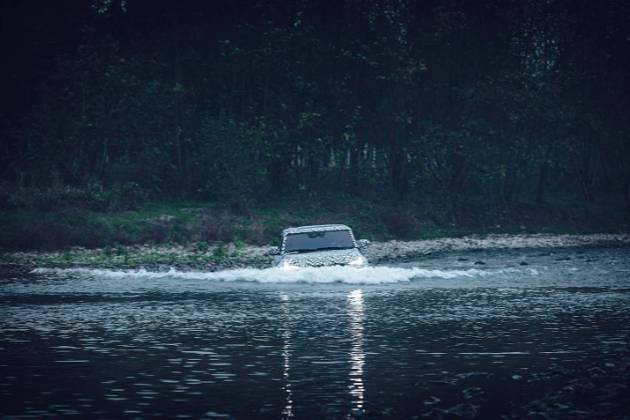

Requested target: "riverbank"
[
  {"left": 2, "top": 233, "right": 629, "bottom": 271},
  {"left": 2, "top": 192, "right": 629, "bottom": 252}
]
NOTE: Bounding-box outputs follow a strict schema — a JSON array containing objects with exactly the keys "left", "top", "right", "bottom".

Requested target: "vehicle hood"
[{"left": 276, "top": 248, "right": 365, "bottom": 267}]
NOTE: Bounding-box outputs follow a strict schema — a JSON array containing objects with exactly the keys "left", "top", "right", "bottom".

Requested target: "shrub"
[
  {"left": 262, "top": 215, "right": 289, "bottom": 246},
  {"left": 195, "top": 241, "right": 209, "bottom": 253},
  {"left": 243, "top": 220, "right": 268, "bottom": 245},
  {"left": 0, "top": 183, "right": 148, "bottom": 212},
  {"left": 109, "top": 182, "right": 148, "bottom": 211},
  {"left": 212, "top": 242, "right": 226, "bottom": 260},
  {"left": 0, "top": 211, "right": 114, "bottom": 251},
  {"left": 199, "top": 211, "right": 234, "bottom": 242},
  {"left": 381, "top": 207, "right": 420, "bottom": 239},
  {"left": 103, "top": 246, "right": 113, "bottom": 257},
  {"left": 140, "top": 215, "right": 191, "bottom": 244},
  {"left": 228, "top": 198, "right": 252, "bottom": 216}
]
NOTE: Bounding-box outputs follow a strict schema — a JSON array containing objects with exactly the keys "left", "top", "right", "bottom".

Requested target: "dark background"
[{"left": 1, "top": 0, "right": 629, "bottom": 249}]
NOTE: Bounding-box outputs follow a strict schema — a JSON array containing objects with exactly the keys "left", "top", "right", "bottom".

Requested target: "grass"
[
  {"left": 1, "top": 192, "right": 628, "bottom": 253},
  {"left": 0, "top": 242, "right": 273, "bottom": 268}
]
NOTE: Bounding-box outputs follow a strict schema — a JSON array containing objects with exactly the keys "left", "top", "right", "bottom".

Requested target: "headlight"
[{"left": 349, "top": 255, "right": 366, "bottom": 266}]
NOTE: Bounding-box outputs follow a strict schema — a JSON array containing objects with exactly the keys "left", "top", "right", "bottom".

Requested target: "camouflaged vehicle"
[{"left": 270, "top": 224, "right": 370, "bottom": 268}]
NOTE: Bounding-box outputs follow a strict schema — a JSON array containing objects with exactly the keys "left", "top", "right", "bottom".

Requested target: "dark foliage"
[
  {"left": 0, "top": 183, "right": 146, "bottom": 212},
  {"left": 141, "top": 215, "right": 188, "bottom": 244},
  {"left": 381, "top": 208, "right": 421, "bottom": 239},
  {"left": 242, "top": 221, "right": 269, "bottom": 246},
  {"left": 199, "top": 212, "right": 235, "bottom": 243},
  {"left": 1, "top": 0, "right": 629, "bottom": 227},
  {"left": 0, "top": 211, "right": 113, "bottom": 250}
]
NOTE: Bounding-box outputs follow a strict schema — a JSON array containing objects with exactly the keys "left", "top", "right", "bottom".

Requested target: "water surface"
[{"left": 1, "top": 248, "right": 629, "bottom": 418}]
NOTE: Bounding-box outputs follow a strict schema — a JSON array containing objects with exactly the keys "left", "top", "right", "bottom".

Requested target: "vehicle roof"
[{"left": 282, "top": 224, "right": 352, "bottom": 236}]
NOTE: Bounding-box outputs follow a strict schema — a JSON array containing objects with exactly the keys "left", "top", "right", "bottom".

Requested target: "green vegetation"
[
  {"left": 0, "top": 244, "right": 270, "bottom": 269},
  {"left": 1, "top": 1, "right": 629, "bottom": 253},
  {"left": 1, "top": 191, "right": 628, "bottom": 252}
]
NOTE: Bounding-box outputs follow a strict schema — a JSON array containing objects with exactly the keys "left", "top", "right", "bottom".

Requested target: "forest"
[{"left": 1, "top": 0, "right": 629, "bottom": 250}]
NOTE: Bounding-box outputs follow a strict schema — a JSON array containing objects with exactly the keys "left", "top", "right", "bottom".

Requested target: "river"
[{"left": 1, "top": 247, "right": 629, "bottom": 418}]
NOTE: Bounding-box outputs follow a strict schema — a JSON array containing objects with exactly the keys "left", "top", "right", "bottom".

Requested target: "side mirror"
[
  {"left": 356, "top": 239, "right": 370, "bottom": 249},
  {"left": 266, "top": 246, "right": 280, "bottom": 256}
]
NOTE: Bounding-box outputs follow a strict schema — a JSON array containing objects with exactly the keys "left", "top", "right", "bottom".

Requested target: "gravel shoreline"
[
  {"left": 1, "top": 233, "right": 629, "bottom": 272},
  {"left": 362, "top": 233, "right": 630, "bottom": 263}
]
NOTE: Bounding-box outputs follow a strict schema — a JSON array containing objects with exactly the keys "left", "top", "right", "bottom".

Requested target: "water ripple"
[{"left": 1, "top": 248, "right": 629, "bottom": 418}]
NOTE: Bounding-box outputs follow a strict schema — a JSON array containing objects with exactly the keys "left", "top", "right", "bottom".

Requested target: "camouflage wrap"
[{"left": 274, "top": 224, "right": 367, "bottom": 267}]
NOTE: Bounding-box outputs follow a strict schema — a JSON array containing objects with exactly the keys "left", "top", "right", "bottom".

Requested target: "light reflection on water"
[
  {"left": 280, "top": 293, "right": 293, "bottom": 419},
  {"left": 348, "top": 289, "right": 365, "bottom": 414},
  {"left": 1, "top": 248, "right": 630, "bottom": 418}
]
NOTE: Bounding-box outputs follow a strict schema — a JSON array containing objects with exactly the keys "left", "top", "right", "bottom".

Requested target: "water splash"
[{"left": 31, "top": 266, "right": 499, "bottom": 284}]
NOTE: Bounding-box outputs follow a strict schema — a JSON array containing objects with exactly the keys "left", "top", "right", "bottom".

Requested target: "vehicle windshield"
[{"left": 284, "top": 230, "right": 354, "bottom": 253}]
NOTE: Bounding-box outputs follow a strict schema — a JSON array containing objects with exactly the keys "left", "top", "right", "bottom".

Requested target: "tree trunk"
[
  {"left": 579, "top": 142, "right": 593, "bottom": 201},
  {"left": 173, "top": 12, "right": 185, "bottom": 194},
  {"left": 347, "top": 147, "right": 360, "bottom": 194},
  {"left": 536, "top": 160, "right": 547, "bottom": 203},
  {"left": 269, "top": 152, "right": 291, "bottom": 194},
  {"left": 390, "top": 143, "right": 408, "bottom": 199}
]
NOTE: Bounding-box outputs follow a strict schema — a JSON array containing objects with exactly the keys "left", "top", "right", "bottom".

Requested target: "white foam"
[{"left": 32, "top": 266, "right": 495, "bottom": 284}]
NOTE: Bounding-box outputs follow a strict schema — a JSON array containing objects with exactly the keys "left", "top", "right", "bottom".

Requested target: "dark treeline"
[{"left": 2, "top": 0, "right": 630, "bottom": 212}]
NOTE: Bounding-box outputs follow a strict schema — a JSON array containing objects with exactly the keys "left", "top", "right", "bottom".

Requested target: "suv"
[{"left": 270, "top": 224, "right": 369, "bottom": 268}]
